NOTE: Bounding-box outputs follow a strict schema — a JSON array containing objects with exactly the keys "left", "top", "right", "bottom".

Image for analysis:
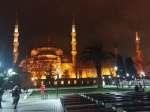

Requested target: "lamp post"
[
  {"left": 31, "top": 77, "right": 34, "bottom": 88},
  {"left": 123, "top": 76, "right": 125, "bottom": 87},
  {"left": 132, "top": 75, "right": 134, "bottom": 85},
  {"left": 126, "top": 73, "right": 130, "bottom": 87},
  {"left": 142, "top": 72, "right": 145, "bottom": 88},
  {"left": 8, "top": 69, "right": 13, "bottom": 76},
  {"left": 108, "top": 76, "right": 111, "bottom": 85},
  {"left": 117, "top": 75, "right": 120, "bottom": 91},
  {"left": 115, "top": 66, "right": 118, "bottom": 91},
  {"left": 8, "top": 69, "right": 17, "bottom": 89},
  {"left": 56, "top": 68, "right": 59, "bottom": 97},
  {"left": 102, "top": 76, "right": 105, "bottom": 86}
]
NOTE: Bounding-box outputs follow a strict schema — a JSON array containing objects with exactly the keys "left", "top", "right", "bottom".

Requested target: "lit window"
[
  {"left": 74, "top": 80, "right": 76, "bottom": 84},
  {"left": 54, "top": 81, "right": 57, "bottom": 85},
  {"left": 61, "top": 81, "right": 64, "bottom": 85},
  {"left": 68, "top": 80, "right": 70, "bottom": 84}
]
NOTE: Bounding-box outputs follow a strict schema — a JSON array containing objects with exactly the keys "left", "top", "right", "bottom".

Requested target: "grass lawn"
[{"left": 28, "top": 86, "right": 150, "bottom": 99}]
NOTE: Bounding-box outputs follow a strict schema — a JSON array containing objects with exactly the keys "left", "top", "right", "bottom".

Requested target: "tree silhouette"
[
  {"left": 116, "top": 54, "right": 126, "bottom": 80},
  {"left": 79, "top": 43, "right": 115, "bottom": 89},
  {"left": 125, "top": 57, "right": 137, "bottom": 87}
]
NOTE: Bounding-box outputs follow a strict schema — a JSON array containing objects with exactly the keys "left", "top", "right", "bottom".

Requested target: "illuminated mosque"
[
  {"left": 16, "top": 15, "right": 99, "bottom": 83},
  {"left": 12, "top": 14, "right": 150, "bottom": 86}
]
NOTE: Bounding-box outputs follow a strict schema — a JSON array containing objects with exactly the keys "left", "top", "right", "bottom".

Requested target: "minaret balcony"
[
  {"left": 71, "top": 51, "right": 77, "bottom": 55},
  {"left": 71, "top": 32, "right": 76, "bottom": 36},
  {"left": 13, "top": 33, "right": 19, "bottom": 37}
]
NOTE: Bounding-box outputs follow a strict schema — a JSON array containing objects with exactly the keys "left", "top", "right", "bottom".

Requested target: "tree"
[
  {"left": 125, "top": 57, "right": 137, "bottom": 87},
  {"left": 45, "top": 63, "right": 54, "bottom": 87},
  {"left": 79, "top": 43, "right": 115, "bottom": 89},
  {"left": 116, "top": 54, "right": 126, "bottom": 87},
  {"left": 0, "top": 69, "right": 4, "bottom": 87}
]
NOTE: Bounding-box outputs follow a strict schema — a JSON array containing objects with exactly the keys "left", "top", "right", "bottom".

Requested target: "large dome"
[
  {"left": 37, "top": 42, "right": 59, "bottom": 53},
  {"left": 38, "top": 51, "right": 56, "bottom": 55},
  {"left": 31, "top": 42, "right": 62, "bottom": 58},
  {"left": 38, "top": 42, "right": 58, "bottom": 49}
]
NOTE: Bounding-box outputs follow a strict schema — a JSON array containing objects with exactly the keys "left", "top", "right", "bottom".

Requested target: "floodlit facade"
[
  {"left": 18, "top": 16, "right": 150, "bottom": 87},
  {"left": 18, "top": 15, "right": 104, "bottom": 86}
]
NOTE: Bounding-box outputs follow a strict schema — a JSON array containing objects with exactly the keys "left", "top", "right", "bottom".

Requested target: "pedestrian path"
[{"left": 0, "top": 90, "right": 64, "bottom": 112}]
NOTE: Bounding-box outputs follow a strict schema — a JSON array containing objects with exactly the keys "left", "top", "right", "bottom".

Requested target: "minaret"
[
  {"left": 114, "top": 41, "right": 118, "bottom": 57},
  {"left": 135, "top": 20, "right": 141, "bottom": 54},
  {"left": 71, "top": 13, "right": 77, "bottom": 67},
  {"left": 13, "top": 13, "right": 19, "bottom": 65}
]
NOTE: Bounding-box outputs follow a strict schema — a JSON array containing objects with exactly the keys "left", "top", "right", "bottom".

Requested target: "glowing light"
[
  {"left": 141, "top": 71, "right": 145, "bottom": 77},
  {"left": 126, "top": 73, "right": 129, "bottom": 76},
  {"left": 72, "top": 27, "right": 75, "bottom": 32},
  {"left": 132, "top": 76, "right": 134, "bottom": 78},
  {"left": 114, "top": 66, "right": 117, "bottom": 70},
  {"left": 31, "top": 78, "right": 34, "bottom": 81},
  {"left": 8, "top": 69, "right": 13, "bottom": 73}
]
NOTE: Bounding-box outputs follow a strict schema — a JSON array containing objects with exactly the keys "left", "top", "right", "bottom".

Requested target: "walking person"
[
  {"left": 0, "top": 88, "right": 4, "bottom": 109},
  {"left": 139, "top": 83, "right": 144, "bottom": 92},
  {"left": 12, "top": 86, "right": 16, "bottom": 105},
  {"left": 23, "top": 87, "right": 26, "bottom": 93},
  {"left": 12, "top": 85, "right": 20, "bottom": 110},
  {"left": 40, "top": 85, "right": 45, "bottom": 100},
  {"left": 134, "top": 85, "right": 139, "bottom": 92}
]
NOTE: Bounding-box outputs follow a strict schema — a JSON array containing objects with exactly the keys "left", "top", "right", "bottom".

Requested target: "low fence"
[{"left": 33, "top": 78, "right": 97, "bottom": 88}]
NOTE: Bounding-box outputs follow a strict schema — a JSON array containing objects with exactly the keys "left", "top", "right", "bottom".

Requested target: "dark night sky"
[{"left": 0, "top": 0, "right": 150, "bottom": 69}]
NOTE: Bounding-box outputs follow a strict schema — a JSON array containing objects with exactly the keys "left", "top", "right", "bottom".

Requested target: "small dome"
[
  {"left": 31, "top": 48, "right": 38, "bottom": 57},
  {"left": 56, "top": 49, "right": 63, "bottom": 56}
]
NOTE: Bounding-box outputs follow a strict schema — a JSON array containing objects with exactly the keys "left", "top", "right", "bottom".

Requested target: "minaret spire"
[
  {"left": 48, "top": 37, "right": 50, "bottom": 42},
  {"left": 114, "top": 41, "right": 118, "bottom": 57},
  {"left": 71, "top": 13, "right": 77, "bottom": 67},
  {"left": 135, "top": 19, "right": 141, "bottom": 54},
  {"left": 72, "top": 12, "right": 75, "bottom": 25},
  {"left": 13, "top": 12, "right": 19, "bottom": 65}
]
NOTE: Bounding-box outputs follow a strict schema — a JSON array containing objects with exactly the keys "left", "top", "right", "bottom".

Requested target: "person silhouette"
[
  {"left": 12, "top": 86, "right": 20, "bottom": 110},
  {"left": 139, "top": 83, "right": 144, "bottom": 92},
  {"left": 134, "top": 85, "right": 139, "bottom": 92},
  {"left": 40, "top": 85, "right": 45, "bottom": 99},
  {"left": 0, "top": 88, "right": 4, "bottom": 109}
]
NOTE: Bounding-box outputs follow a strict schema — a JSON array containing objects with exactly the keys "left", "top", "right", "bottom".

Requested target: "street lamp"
[
  {"left": 114, "top": 66, "right": 118, "bottom": 91},
  {"left": 31, "top": 77, "right": 34, "bottom": 86},
  {"left": 8, "top": 69, "right": 15, "bottom": 89},
  {"left": 117, "top": 75, "right": 120, "bottom": 91},
  {"left": 8, "top": 69, "right": 13, "bottom": 76},
  {"left": 102, "top": 76, "right": 105, "bottom": 86},
  {"left": 56, "top": 68, "right": 59, "bottom": 97},
  {"left": 142, "top": 72, "right": 146, "bottom": 88},
  {"left": 108, "top": 76, "right": 111, "bottom": 85},
  {"left": 126, "top": 73, "right": 129, "bottom": 77},
  {"left": 115, "top": 66, "right": 118, "bottom": 71},
  {"left": 126, "top": 73, "right": 130, "bottom": 87}
]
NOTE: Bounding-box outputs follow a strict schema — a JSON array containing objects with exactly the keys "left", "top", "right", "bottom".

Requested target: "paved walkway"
[{"left": 0, "top": 90, "right": 64, "bottom": 112}]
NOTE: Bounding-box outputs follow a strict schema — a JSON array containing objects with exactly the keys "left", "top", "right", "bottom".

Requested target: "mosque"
[{"left": 12, "top": 14, "right": 150, "bottom": 87}]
